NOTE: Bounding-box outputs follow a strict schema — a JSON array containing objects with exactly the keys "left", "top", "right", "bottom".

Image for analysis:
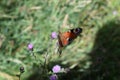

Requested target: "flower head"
[
  {"left": 49, "top": 74, "right": 58, "bottom": 80},
  {"left": 28, "top": 43, "right": 33, "bottom": 51},
  {"left": 51, "top": 32, "right": 57, "bottom": 39},
  {"left": 20, "top": 66, "right": 25, "bottom": 73},
  {"left": 52, "top": 65, "right": 61, "bottom": 73},
  {"left": 113, "top": 10, "right": 117, "bottom": 15}
]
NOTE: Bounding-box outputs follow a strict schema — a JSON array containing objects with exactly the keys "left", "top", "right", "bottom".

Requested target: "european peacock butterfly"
[{"left": 58, "top": 27, "right": 82, "bottom": 55}]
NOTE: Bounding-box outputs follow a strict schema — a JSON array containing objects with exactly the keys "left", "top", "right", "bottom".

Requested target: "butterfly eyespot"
[
  {"left": 74, "top": 28, "right": 82, "bottom": 34},
  {"left": 66, "top": 38, "right": 72, "bottom": 42}
]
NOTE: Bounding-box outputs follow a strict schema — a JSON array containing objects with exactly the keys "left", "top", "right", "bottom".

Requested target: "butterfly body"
[{"left": 58, "top": 27, "right": 82, "bottom": 48}]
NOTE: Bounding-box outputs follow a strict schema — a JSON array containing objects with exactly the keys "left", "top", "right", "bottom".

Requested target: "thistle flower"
[
  {"left": 49, "top": 74, "right": 58, "bottom": 80},
  {"left": 51, "top": 32, "right": 57, "bottom": 39},
  {"left": 20, "top": 66, "right": 25, "bottom": 73},
  {"left": 52, "top": 65, "right": 61, "bottom": 73},
  {"left": 27, "top": 43, "right": 33, "bottom": 51}
]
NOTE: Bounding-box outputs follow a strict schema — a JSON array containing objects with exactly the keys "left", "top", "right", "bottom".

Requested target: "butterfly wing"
[
  {"left": 58, "top": 28, "right": 82, "bottom": 47},
  {"left": 58, "top": 32, "right": 71, "bottom": 55},
  {"left": 58, "top": 31, "right": 71, "bottom": 47},
  {"left": 57, "top": 28, "right": 82, "bottom": 55}
]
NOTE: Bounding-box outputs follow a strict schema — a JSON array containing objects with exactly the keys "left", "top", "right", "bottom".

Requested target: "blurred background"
[{"left": 0, "top": 0, "right": 120, "bottom": 80}]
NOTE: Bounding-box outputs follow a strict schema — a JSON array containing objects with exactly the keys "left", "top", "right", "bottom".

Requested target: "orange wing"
[
  {"left": 57, "top": 28, "right": 82, "bottom": 55},
  {"left": 58, "top": 27, "right": 82, "bottom": 47},
  {"left": 58, "top": 32, "right": 77, "bottom": 47}
]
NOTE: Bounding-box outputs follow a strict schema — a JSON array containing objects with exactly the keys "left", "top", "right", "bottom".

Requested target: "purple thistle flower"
[
  {"left": 27, "top": 43, "right": 33, "bottom": 50},
  {"left": 49, "top": 74, "right": 58, "bottom": 80},
  {"left": 52, "top": 65, "right": 61, "bottom": 73},
  {"left": 51, "top": 32, "right": 57, "bottom": 39}
]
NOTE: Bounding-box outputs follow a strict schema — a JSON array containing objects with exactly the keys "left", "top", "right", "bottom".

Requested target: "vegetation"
[{"left": 0, "top": 0, "right": 120, "bottom": 80}]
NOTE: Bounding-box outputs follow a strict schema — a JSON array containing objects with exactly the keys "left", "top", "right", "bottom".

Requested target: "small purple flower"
[
  {"left": 52, "top": 65, "right": 61, "bottom": 73},
  {"left": 49, "top": 74, "right": 58, "bottom": 80},
  {"left": 27, "top": 43, "right": 33, "bottom": 50},
  {"left": 51, "top": 32, "right": 57, "bottom": 39}
]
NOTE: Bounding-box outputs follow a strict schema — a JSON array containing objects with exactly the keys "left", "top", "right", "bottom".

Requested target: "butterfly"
[{"left": 57, "top": 27, "right": 82, "bottom": 55}]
